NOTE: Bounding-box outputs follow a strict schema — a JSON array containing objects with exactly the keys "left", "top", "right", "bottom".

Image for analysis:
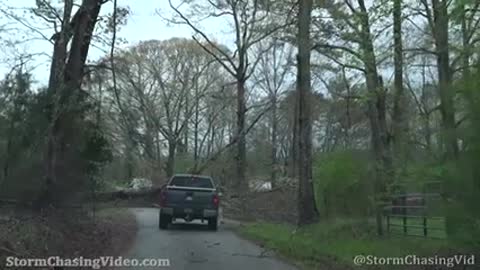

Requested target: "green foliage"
[
  {"left": 393, "top": 162, "right": 447, "bottom": 193},
  {"left": 0, "top": 67, "right": 115, "bottom": 202},
  {"left": 442, "top": 68, "right": 480, "bottom": 248},
  {"left": 80, "top": 122, "right": 113, "bottom": 193},
  {"left": 81, "top": 123, "right": 113, "bottom": 175},
  {"left": 0, "top": 70, "right": 47, "bottom": 200},
  {"left": 401, "top": 163, "right": 445, "bottom": 181},
  {"left": 313, "top": 151, "right": 373, "bottom": 218}
]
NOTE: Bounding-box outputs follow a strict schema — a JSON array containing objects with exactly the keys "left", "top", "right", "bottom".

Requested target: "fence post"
[
  {"left": 376, "top": 203, "right": 384, "bottom": 236},
  {"left": 423, "top": 215, "right": 427, "bottom": 237},
  {"left": 402, "top": 195, "right": 407, "bottom": 235},
  {"left": 422, "top": 187, "right": 427, "bottom": 237},
  {"left": 386, "top": 213, "right": 390, "bottom": 234}
]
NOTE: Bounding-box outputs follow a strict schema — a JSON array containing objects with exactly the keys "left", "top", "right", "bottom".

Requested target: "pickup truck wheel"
[
  {"left": 159, "top": 213, "right": 170, "bottom": 230},
  {"left": 208, "top": 217, "right": 218, "bottom": 231}
]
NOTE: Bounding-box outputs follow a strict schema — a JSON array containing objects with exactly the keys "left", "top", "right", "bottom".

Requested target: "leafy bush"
[
  {"left": 313, "top": 151, "right": 373, "bottom": 218},
  {"left": 443, "top": 73, "right": 480, "bottom": 248}
]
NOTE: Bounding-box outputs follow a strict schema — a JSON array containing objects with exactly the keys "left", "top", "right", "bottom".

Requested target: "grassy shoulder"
[{"left": 238, "top": 219, "right": 458, "bottom": 270}]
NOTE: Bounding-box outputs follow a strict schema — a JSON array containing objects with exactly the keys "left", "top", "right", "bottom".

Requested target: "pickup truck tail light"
[
  {"left": 160, "top": 190, "right": 167, "bottom": 207},
  {"left": 213, "top": 194, "right": 219, "bottom": 207}
]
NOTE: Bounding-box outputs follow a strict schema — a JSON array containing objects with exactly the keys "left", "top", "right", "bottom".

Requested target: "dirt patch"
[
  {"left": 92, "top": 208, "right": 137, "bottom": 257},
  {"left": 0, "top": 207, "right": 137, "bottom": 269}
]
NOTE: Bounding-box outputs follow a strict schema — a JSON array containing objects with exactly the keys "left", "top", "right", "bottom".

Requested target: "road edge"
[{"left": 222, "top": 218, "right": 307, "bottom": 270}]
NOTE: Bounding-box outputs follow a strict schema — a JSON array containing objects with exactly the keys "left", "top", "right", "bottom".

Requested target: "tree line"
[{"left": 0, "top": 0, "right": 479, "bottom": 235}]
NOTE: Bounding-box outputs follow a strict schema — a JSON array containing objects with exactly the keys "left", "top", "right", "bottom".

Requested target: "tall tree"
[
  {"left": 312, "top": 0, "right": 394, "bottom": 232},
  {"left": 168, "top": 0, "right": 292, "bottom": 193},
  {"left": 40, "top": 0, "right": 107, "bottom": 205},
  {"left": 111, "top": 39, "right": 223, "bottom": 177},
  {"left": 433, "top": 0, "right": 458, "bottom": 159},
  {"left": 296, "top": 0, "right": 319, "bottom": 225},
  {"left": 253, "top": 40, "right": 293, "bottom": 186},
  {"left": 357, "top": 0, "right": 393, "bottom": 235},
  {"left": 420, "top": 0, "right": 458, "bottom": 158}
]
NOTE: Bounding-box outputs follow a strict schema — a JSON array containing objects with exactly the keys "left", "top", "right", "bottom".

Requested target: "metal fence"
[{"left": 383, "top": 181, "right": 446, "bottom": 239}]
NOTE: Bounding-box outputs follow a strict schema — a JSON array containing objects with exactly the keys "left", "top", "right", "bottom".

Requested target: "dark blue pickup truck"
[{"left": 159, "top": 174, "right": 220, "bottom": 231}]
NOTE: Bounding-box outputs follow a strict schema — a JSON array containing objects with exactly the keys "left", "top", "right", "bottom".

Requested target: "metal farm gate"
[{"left": 383, "top": 181, "right": 446, "bottom": 239}]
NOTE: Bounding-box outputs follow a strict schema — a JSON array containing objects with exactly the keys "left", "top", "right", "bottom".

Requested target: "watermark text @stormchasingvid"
[{"left": 353, "top": 254, "right": 475, "bottom": 268}]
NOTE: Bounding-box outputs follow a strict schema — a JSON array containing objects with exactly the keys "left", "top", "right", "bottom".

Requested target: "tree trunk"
[
  {"left": 185, "top": 91, "right": 190, "bottom": 154},
  {"left": 296, "top": 0, "right": 319, "bottom": 226},
  {"left": 166, "top": 140, "right": 177, "bottom": 178},
  {"left": 194, "top": 87, "right": 200, "bottom": 163},
  {"left": 235, "top": 79, "right": 247, "bottom": 194},
  {"left": 144, "top": 120, "right": 155, "bottom": 160},
  {"left": 460, "top": 3, "right": 471, "bottom": 82},
  {"left": 432, "top": 0, "right": 458, "bottom": 159},
  {"left": 392, "top": 0, "right": 407, "bottom": 167},
  {"left": 2, "top": 110, "right": 16, "bottom": 182},
  {"left": 41, "top": 0, "right": 74, "bottom": 206},
  {"left": 270, "top": 96, "right": 278, "bottom": 186},
  {"left": 420, "top": 57, "right": 433, "bottom": 154},
  {"left": 342, "top": 68, "right": 352, "bottom": 147},
  {"left": 207, "top": 123, "right": 215, "bottom": 157},
  {"left": 41, "top": 0, "right": 103, "bottom": 206},
  {"left": 289, "top": 96, "right": 298, "bottom": 178},
  {"left": 357, "top": 0, "right": 392, "bottom": 235},
  {"left": 155, "top": 133, "right": 161, "bottom": 162}
]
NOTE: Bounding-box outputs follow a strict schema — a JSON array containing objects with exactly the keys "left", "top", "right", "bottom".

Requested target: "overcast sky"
[
  {"left": 0, "top": 0, "right": 403, "bottom": 92},
  {"left": 0, "top": 0, "right": 231, "bottom": 86}
]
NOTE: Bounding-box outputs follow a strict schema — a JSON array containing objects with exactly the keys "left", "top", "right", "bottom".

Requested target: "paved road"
[{"left": 122, "top": 208, "right": 298, "bottom": 270}]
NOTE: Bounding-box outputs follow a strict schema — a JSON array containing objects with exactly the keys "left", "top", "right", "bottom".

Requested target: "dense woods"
[{"left": 0, "top": 0, "right": 479, "bottom": 255}]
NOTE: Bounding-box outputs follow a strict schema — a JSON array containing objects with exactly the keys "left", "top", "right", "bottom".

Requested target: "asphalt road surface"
[{"left": 122, "top": 208, "right": 298, "bottom": 270}]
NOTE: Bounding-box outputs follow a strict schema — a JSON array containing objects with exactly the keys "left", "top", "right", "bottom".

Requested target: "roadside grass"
[{"left": 239, "top": 219, "right": 454, "bottom": 269}]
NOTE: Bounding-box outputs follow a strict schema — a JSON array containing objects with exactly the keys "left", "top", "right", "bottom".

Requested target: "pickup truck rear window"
[{"left": 169, "top": 176, "right": 214, "bottom": 189}]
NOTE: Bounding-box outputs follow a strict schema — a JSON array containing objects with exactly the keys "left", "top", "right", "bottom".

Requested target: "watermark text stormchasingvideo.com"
[
  {"left": 4, "top": 256, "right": 170, "bottom": 269},
  {"left": 353, "top": 255, "right": 476, "bottom": 268}
]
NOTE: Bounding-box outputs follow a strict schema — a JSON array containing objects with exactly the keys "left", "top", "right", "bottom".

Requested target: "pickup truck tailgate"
[{"left": 165, "top": 186, "right": 216, "bottom": 209}]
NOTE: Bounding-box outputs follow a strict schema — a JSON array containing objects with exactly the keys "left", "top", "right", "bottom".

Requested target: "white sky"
[{"left": 0, "top": 0, "right": 231, "bottom": 86}]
